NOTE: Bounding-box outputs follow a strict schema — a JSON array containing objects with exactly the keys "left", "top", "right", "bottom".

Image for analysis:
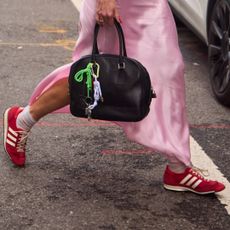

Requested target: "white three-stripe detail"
[
  {"left": 180, "top": 174, "right": 192, "bottom": 185},
  {"left": 6, "top": 139, "right": 16, "bottom": 147},
  {"left": 6, "top": 127, "right": 18, "bottom": 147},
  {"left": 7, "top": 133, "right": 17, "bottom": 142},
  {"left": 186, "top": 176, "right": 198, "bottom": 186},
  {"left": 180, "top": 173, "right": 202, "bottom": 188},
  {"left": 9, "top": 127, "right": 18, "bottom": 137},
  {"left": 192, "top": 179, "right": 203, "bottom": 189}
]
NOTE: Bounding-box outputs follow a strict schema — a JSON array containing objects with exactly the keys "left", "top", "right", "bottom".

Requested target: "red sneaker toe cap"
[{"left": 215, "top": 182, "right": 225, "bottom": 192}]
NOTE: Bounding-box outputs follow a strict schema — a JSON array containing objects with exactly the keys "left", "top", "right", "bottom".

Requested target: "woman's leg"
[{"left": 29, "top": 78, "right": 69, "bottom": 121}]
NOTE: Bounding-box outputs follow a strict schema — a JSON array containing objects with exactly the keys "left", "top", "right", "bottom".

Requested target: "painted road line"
[
  {"left": 190, "top": 124, "right": 230, "bottom": 129},
  {"left": 101, "top": 149, "right": 153, "bottom": 155},
  {"left": 38, "top": 26, "right": 67, "bottom": 34},
  {"left": 0, "top": 40, "right": 75, "bottom": 51},
  {"left": 190, "top": 136, "right": 230, "bottom": 214},
  {"left": 37, "top": 121, "right": 115, "bottom": 127},
  {"left": 0, "top": 120, "right": 230, "bottom": 129}
]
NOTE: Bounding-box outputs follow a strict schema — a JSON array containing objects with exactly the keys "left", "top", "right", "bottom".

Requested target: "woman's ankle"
[
  {"left": 168, "top": 161, "right": 187, "bottom": 174},
  {"left": 16, "top": 105, "right": 37, "bottom": 131}
]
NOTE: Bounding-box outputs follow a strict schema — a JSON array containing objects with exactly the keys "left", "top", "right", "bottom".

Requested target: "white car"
[{"left": 169, "top": 0, "right": 230, "bottom": 106}]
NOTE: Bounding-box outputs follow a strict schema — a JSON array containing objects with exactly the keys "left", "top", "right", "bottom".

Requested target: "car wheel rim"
[{"left": 209, "top": 0, "right": 230, "bottom": 94}]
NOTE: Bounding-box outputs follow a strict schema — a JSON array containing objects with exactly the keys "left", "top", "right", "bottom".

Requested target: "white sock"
[
  {"left": 168, "top": 161, "right": 187, "bottom": 174},
  {"left": 16, "top": 106, "right": 37, "bottom": 131}
]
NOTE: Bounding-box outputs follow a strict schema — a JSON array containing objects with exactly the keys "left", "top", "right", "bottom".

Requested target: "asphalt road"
[{"left": 0, "top": 0, "right": 230, "bottom": 229}]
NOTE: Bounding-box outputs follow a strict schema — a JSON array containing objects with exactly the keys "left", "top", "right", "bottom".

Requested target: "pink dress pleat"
[{"left": 29, "top": 0, "right": 191, "bottom": 166}]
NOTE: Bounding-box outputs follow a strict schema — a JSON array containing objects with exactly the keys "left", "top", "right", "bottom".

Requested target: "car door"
[{"left": 169, "top": 0, "right": 208, "bottom": 41}]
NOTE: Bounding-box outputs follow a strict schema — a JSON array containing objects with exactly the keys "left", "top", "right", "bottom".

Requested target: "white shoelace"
[
  {"left": 16, "top": 130, "right": 29, "bottom": 152},
  {"left": 190, "top": 166, "right": 210, "bottom": 182}
]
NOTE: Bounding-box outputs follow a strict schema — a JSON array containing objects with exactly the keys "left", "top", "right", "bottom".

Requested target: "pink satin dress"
[{"left": 29, "top": 0, "right": 191, "bottom": 166}]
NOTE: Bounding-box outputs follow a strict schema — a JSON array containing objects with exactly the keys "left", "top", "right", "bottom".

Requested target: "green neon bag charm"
[
  {"left": 74, "top": 63, "right": 93, "bottom": 98},
  {"left": 73, "top": 62, "right": 103, "bottom": 120}
]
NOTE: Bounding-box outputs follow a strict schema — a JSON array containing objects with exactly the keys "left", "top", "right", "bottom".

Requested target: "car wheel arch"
[
  {"left": 207, "top": 0, "right": 218, "bottom": 38},
  {"left": 208, "top": 0, "right": 230, "bottom": 106}
]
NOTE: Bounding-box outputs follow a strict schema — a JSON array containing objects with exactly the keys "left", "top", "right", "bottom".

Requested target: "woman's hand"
[{"left": 96, "top": 0, "right": 121, "bottom": 26}]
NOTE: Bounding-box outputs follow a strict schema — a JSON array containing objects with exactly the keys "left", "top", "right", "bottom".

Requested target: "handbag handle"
[{"left": 92, "top": 19, "right": 127, "bottom": 68}]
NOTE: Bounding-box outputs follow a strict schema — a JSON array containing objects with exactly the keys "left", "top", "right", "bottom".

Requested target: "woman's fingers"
[
  {"left": 96, "top": 13, "right": 104, "bottom": 26},
  {"left": 96, "top": 0, "right": 120, "bottom": 26},
  {"left": 96, "top": 6, "right": 104, "bottom": 25}
]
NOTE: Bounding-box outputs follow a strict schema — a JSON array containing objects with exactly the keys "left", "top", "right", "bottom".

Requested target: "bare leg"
[{"left": 30, "top": 78, "right": 70, "bottom": 121}]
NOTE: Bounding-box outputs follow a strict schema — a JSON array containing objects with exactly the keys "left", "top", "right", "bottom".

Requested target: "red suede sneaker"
[
  {"left": 3, "top": 106, "right": 28, "bottom": 166},
  {"left": 163, "top": 166, "right": 225, "bottom": 195}
]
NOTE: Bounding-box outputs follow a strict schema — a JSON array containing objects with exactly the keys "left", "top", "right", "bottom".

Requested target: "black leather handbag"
[{"left": 68, "top": 20, "right": 156, "bottom": 122}]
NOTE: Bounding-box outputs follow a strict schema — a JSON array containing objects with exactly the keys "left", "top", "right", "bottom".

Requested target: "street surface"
[{"left": 0, "top": 0, "right": 230, "bottom": 229}]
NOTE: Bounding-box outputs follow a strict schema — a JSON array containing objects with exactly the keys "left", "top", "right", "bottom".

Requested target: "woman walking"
[{"left": 3, "top": 0, "right": 225, "bottom": 194}]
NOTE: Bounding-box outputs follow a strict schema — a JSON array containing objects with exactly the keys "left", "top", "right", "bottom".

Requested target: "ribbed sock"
[{"left": 16, "top": 106, "right": 37, "bottom": 131}]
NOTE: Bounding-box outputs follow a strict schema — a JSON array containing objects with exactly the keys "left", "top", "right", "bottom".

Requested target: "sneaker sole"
[
  {"left": 3, "top": 108, "right": 25, "bottom": 167},
  {"left": 164, "top": 184, "right": 215, "bottom": 195},
  {"left": 3, "top": 108, "right": 10, "bottom": 153}
]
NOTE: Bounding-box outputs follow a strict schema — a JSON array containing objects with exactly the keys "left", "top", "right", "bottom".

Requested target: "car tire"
[{"left": 208, "top": 0, "right": 230, "bottom": 106}]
